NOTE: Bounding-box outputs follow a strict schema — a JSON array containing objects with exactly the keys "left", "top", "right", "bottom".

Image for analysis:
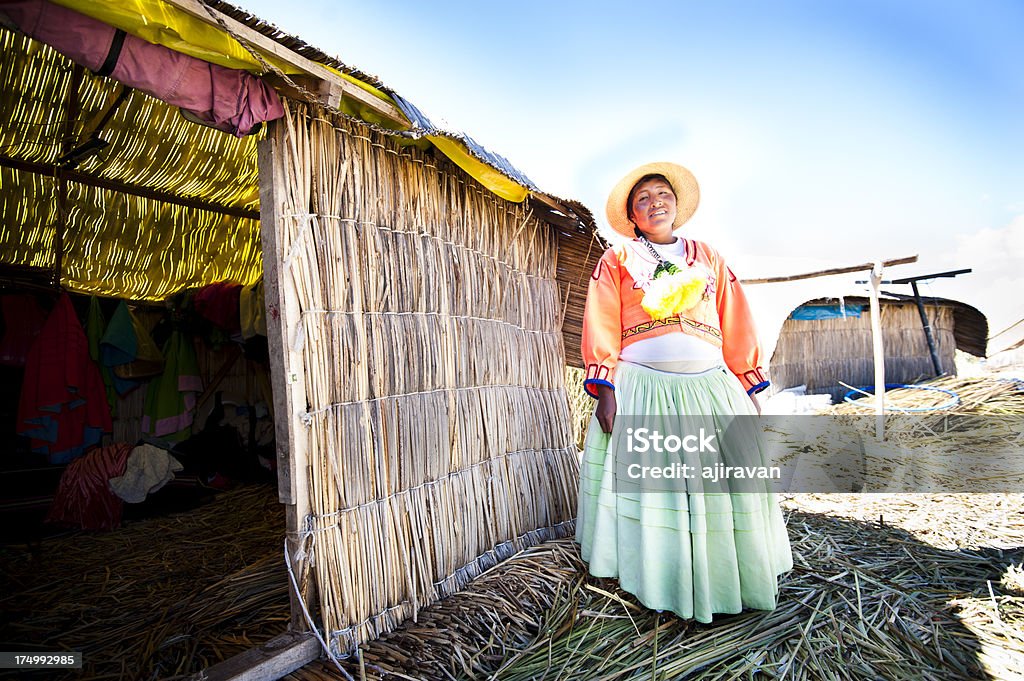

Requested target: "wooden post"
[
  {"left": 868, "top": 261, "right": 885, "bottom": 439},
  {"left": 54, "top": 64, "right": 83, "bottom": 289},
  {"left": 910, "top": 281, "right": 942, "bottom": 376},
  {"left": 258, "top": 128, "right": 314, "bottom": 632},
  {"left": 54, "top": 174, "right": 66, "bottom": 289}
]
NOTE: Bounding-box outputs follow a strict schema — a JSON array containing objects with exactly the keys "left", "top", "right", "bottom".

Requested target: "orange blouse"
[{"left": 581, "top": 238, "right": 769, "bottom": 397}]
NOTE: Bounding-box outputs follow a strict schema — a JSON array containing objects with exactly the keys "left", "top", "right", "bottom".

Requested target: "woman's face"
[{"left": 629, "top": 177, "right": 677, "bottom": 242}]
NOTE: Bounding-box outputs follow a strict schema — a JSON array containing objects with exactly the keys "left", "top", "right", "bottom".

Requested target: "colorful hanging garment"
[
  {"left": 85, "top": 296, "right": 117, "bottom": 411},
  {"left": 141, "top": 330, "right": 203, "bottom": 442},
  {"left": 46, "top": 442, "right": 133, "bottom": 530},
  {"left": 99, "top": 301, "right": 164, "bottom": 395},
  {"left": 194, "top": 282, "right": 243, "bottom": 334},
  {"left": 17, "top": 293, "right": 112, "bottom": 464},
  {"left": 239, "top": 279, "right": 266, "bottom": 339}
]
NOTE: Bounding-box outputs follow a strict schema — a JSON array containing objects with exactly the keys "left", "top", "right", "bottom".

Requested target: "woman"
[{"left": 576, "top": 161, "right": 792, "bottom": 622}]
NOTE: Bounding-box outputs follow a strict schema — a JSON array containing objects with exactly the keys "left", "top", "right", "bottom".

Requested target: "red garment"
[
  {"left": 0, "top": 294, "right": 48, "bottom": 366},
  {"left": 194, "top": 282, "right": 243, "bottom": 333},
  {"left": 17, "top": 293, "right": 112, "bottom": 463},
  {"left": 46, "top": 443, "right": 133, "bottom": 531}
]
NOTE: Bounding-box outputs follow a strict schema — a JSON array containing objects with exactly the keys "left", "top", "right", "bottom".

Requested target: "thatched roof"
[{"left": 0, "top": 0, "right": 598, "bottom": 344}]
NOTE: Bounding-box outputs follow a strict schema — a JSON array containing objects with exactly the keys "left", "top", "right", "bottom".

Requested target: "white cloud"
[{"left": 918, "top": 215, "right": 1024, "bottom": 353}]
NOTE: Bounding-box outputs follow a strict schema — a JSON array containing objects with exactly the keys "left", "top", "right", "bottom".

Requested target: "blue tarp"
[{"left": 790, "top": 304, "right": 862, "bottom": 320}]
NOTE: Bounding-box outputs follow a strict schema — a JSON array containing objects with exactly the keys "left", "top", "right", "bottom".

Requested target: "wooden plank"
[
  {"left": 742, "top": 255, "right": 918, "bottom": 285},
  {"left": 0, "top": 155, "right": 260, "bottom": 220},
  {"left": 257, "top": 129, "right": 313, "bottom": 631},
  {"left": 187, "top": 630, "right": 319, "bottom": 681},
  {"left": 161, "top": 0, "right": 408, "bottom": 127}
]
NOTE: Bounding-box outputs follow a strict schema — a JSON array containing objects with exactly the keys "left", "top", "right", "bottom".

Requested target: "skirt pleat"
[{"left": 576, "top": 363, "right": 793, "bottom": 622}]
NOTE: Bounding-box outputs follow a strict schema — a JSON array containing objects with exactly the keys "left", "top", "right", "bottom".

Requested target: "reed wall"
[{"left": 266, "top": 103, "right": 579, "bottom": 655}]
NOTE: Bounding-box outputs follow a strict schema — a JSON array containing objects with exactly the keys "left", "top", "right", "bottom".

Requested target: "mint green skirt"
[{"left": 575, "top": 363, "right": 793, "bottom": 623}]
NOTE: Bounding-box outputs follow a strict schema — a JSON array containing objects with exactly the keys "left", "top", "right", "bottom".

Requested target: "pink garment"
[
  {"left": 17, "top": 293, "right": 112, "bottom": 463},
  {"left": 46, "top": 442, "right": 133, "bottom": 531},
  {"left": 194, "top": 282, "right": 243, "bottom": 333},
  {"left": 0, "top": 0, "right": 284, "bottom": 136}
]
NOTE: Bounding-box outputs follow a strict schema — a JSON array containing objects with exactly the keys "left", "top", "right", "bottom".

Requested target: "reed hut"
[
  {"left": 0, "top": 0, "right": 600, "bottom": 675},
  {"left": 769, "top": 293, "right": 987, "bottom": 401}
]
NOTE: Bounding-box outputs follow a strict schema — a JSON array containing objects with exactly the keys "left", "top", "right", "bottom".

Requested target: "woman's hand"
[
  {"left": 749, "top": 391, "right": 763, "bottom": 416},
  {"left": 595, "top": 385, "right": 617, "bottom": 433}
]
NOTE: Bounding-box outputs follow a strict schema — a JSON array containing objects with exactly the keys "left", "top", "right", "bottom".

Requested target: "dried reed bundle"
[
  {"left": 0, "top": 30, "right": 263, "bottom": 301},
  {"left": 564, "top": 366, "right": 592, "bottom": 449}
]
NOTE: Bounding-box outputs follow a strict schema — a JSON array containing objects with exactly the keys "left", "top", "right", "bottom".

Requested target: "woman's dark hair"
[{"left": 626, "top": 173, "right": 675, "bottom": 221}]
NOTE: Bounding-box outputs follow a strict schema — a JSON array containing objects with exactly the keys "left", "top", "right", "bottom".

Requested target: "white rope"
[
  {"left": 278, "top": 213, "right": 548, "bottom": 280},
  {"left": 298, "top": 308, "right": 558, "bottom": 336},
  {"left": 301, "top": 384, "right": 565, "bottom": 423},
  {"left": 283, "top": 529, "right": 355, "bottom": 680}
]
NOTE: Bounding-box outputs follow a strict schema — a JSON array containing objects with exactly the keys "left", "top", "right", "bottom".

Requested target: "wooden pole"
[
  {"left": 910, "top": 281, "right": 942, "bottom": 376},
  {"left": 868, "top": 261, "right": 885, "bottom": 439},
  {"left": 0, "top": 155, "right": 259, "bottom": 220},
  {"left": 742, "top": 255, "right": 918, "bottom": 285},
  {"left": 54, "top": 64, "right": 83, "bottom": 289},
  {"left": 258, "top": 127, "right": 314, "bottom": 632}
]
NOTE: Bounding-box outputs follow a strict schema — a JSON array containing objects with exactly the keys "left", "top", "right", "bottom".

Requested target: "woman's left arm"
[{"left": 713, "top": 252, "right": 770, "bottom": 400}]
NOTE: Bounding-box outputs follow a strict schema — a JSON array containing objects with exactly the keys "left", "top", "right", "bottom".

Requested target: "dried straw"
[
  {"left": 289, "top": 494, "right": 1023, "bottom": 681},
  {"left": 0, "top": 485, "right": 289, "bottom": 680}
]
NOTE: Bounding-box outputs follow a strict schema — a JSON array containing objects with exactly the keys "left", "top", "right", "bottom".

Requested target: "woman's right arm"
[
  {"left": 594, "top": 384, "right": 617, "bottom": 433},
  {"left": 582, "top": 249, "right": 623, "bottom": 433}
]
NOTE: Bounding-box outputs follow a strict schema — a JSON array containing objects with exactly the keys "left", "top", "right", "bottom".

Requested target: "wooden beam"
[
  {"left": 0, "top": 155, "right": 260, "bottom": 220},
  {"left": 54, "top": 64, "right": 84, "bottom": 288},
  {"left": 79, "top": 84, "right": 130, "bottom": 141},
  {"left": 258, "top": 130, "right": 314, "bottom": 631},
  {"left": 186, "top": 630, "right": 319, "bottom": 681},
  {"left": 161, "top": 0, "right": 409, "bottom": 128},
  {"left": 741, "top": 255, "right": 918, "bottom": 285}
]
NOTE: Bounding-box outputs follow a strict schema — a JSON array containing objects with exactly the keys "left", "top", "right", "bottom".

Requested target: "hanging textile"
[
  {"left": 194, "top": 281, "right": 243, "bottom": 334},
  {"left": 99, "top": 301, "right": 164, "bottom": 395},
  {"left": 17, "top": 293, "right": 112, "bottom": 464},
  {"left": 239, "top": 279, "right": 266, "bottom": 339},
  {"left": 141, "top": 330, "right": 202, "bottom": 442},
  {"left": 46, "top": 442, "right": 133, "bottom": 530},
  {"left": 85, "top": 296, "right": 118, "bottom": 411}
]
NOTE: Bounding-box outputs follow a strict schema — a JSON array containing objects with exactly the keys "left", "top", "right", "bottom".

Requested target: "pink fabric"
[
  {"left": 194, "top": 282, "right": 243, "bottom": 332},
  {"left": 46, "top": 442, "right": 133, "bottom": 531},
  {"left": 17, "top": 293, "right": 112, "bottom": 463},
  {"left": 0, "top": 0, "right": 284, "bottom": 136}
]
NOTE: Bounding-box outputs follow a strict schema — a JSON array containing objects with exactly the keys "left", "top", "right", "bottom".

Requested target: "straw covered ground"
[
  {"left": 289, "top": 494, "right": 1022, "bottom": 681},
  {"left": 0, "top": 484, "right": 288, "bottom": 680},
  {"left": 3, "top": 375, "right": 1022, "bottom": 680}
]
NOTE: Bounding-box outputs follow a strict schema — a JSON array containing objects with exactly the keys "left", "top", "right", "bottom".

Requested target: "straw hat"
[{"left": 605, "top": 161, "right": 700, "bottom": 238}]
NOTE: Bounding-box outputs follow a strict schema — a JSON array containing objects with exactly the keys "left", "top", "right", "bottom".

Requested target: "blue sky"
[{"left": 238, "top": 0, "right": 1024, "bottom": 345}]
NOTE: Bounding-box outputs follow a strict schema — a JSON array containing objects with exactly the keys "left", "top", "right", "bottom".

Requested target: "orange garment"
[{"left": 582, "top": 238, "right": 768, "bottom": 397}]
